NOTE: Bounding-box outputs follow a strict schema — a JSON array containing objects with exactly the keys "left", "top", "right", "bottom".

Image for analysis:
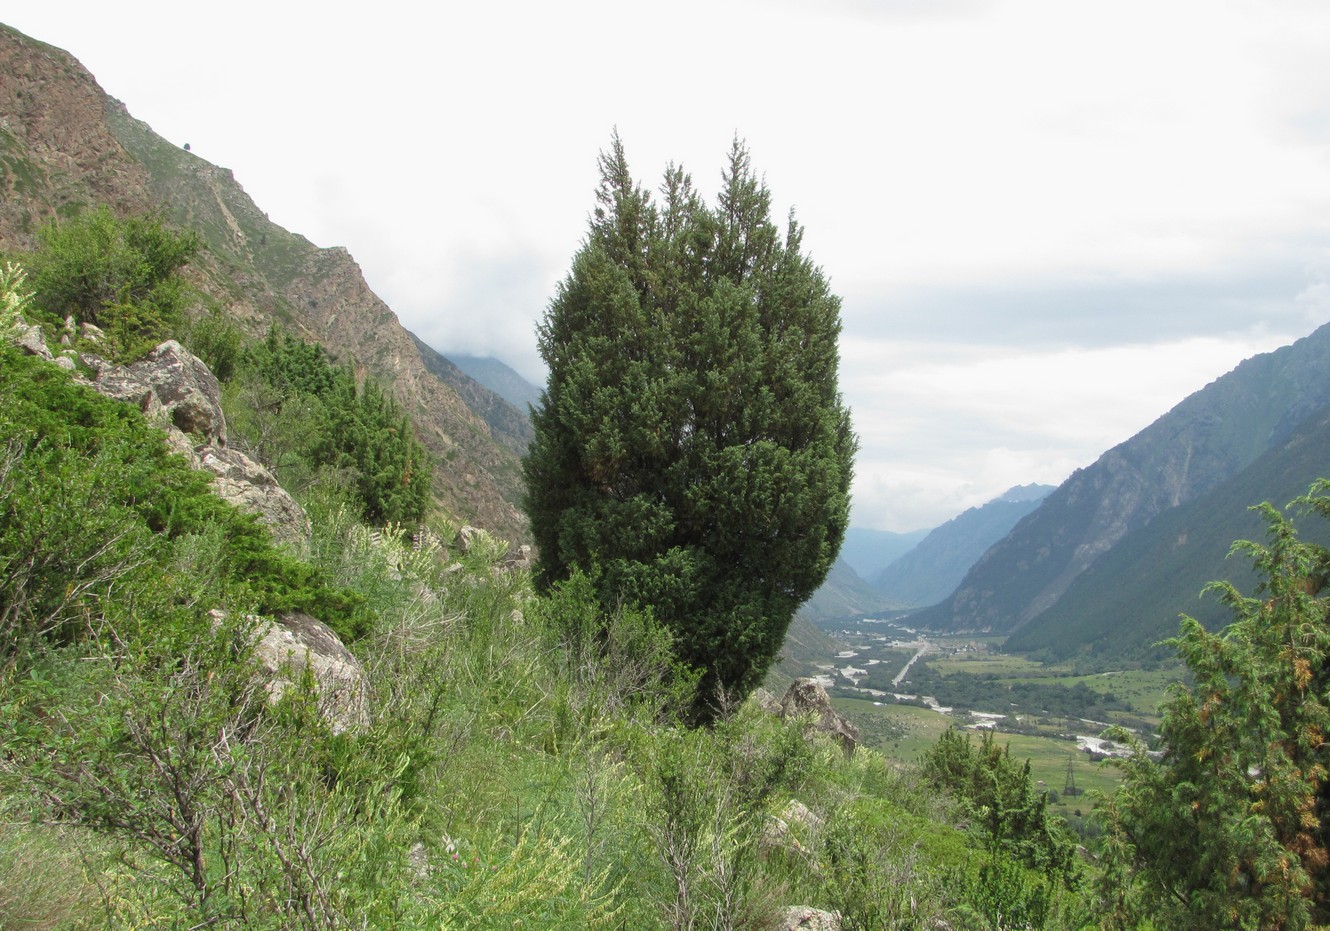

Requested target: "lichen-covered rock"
[
  {"left": 781, "top": 678, "right": 860, "bottom": 758},
  {"left": 125, "top": 339, "right": 227, "bottom": 441},
  {"left": 13, "top": 321, "right": 52, "bottom": 360},
  {"left": 778, "top": 906, "right": 842, "bottom": 930},
  {"left": 71, "top": 339, "right": 311, "bottom": 546},
  {"left": 502, "top": 543, "right": 533, "bottom": 570},
  {"left": 762, "top": 799, "right": 824, "bottom": 858},
  {"left": 251, "top": 611, "right": 369, "bottom": 734},
  {"left": 197, "top": 445, "right": 311, "bottom": 546},
  {"left": 752, "top": 687, "right": 784, "bottom": 716}
]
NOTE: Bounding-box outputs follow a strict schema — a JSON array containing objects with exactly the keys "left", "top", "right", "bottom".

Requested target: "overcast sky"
[{"left": 8, "top": 1, "right": 1330, "bottom": 531}]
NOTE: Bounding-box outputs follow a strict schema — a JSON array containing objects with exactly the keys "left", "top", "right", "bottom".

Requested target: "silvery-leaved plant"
[{"left": 0, "top": 262, "right": 33, "bottom": 335}]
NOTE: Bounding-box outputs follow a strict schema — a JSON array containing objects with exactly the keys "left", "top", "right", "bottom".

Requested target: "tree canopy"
[
  {"left": 1106, "top": 481, "right": 1330, "bottom": 929},
  {"left": 523, "top": 135, "right": 856, "bottom": 719}
]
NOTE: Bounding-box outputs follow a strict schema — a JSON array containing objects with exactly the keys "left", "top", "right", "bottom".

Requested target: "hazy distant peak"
[
  {"left": 447, "top": 353, "right": 543, "bottom": 413},
  {"left": 997, "top": 484, "right": 1056, "bottom": 504}
]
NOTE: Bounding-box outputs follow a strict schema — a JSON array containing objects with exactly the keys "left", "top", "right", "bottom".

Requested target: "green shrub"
[
  {"left": 24, "top": 206, "right": 200, "bottom": 361},
  {"left": 0, "top": 342, "right": 365, "bottom": 659},
  {"left": 228, "top": 328, "right": 433, "bottom": 526}
]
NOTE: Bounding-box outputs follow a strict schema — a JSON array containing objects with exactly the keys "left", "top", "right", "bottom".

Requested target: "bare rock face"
[
  {"left": 777, "top": 906, "right": 842, "bottom": 931},
  {"left": 195, "top": 445, "right": 311, "bottom": 547},
  {"left": 251, "top": 611, "right": 369, "bottom": 735},
  {"left": 129, "top": 340, "right": 227, "bottom": 439},
  {"left": 73, "top": 340, "right": 311, "bottom": 546},
  {"left": 780, "top": 678, "right": 860, "bottom": 758}
]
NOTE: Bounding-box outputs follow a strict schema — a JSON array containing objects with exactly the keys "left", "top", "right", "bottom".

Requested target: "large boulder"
[
  {"left": 75, "top": 339, "right": 310, "bottom": 546},
  {"left": 780, "top": 678, "right": 860, "bottom": 758},
  {"left": 250, "top": 611, "right": 369, "bottom": 734},
  {"left": 127, "top": 340, "right": 228, "bottom": 440},
  {"left": 196, "top": 445, "right": 311, "bottom": 547},
  {"left": 82, "top": 339, "right": 227, "bottom": 444}
]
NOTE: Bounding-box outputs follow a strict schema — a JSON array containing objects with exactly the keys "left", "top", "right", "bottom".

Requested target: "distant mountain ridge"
[
  {"left": 912, "top": 320, "right": 1330, "bottom": 653},
  {"left": 839, "top": 527, "right": 930, "bottom": 581},
  {"left": 1004, "top": 399, "right": 1330, "bottom": 663},
  {"left": 800, "top": 557, "right": 902, "bottom": 626},
  {"left": 449, "top": 353, "right": 543, "bottom": 413},
  {"left": 873, "top": 484, "right": 1054, "bottom": 608}
]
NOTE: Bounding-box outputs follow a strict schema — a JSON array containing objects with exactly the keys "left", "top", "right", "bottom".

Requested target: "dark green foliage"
[
  {"left": 922, "top": 728, "right": 1078, "bottom": 885},
  {"left": 1108, "top": 482, "right": 1330, "bottom": 930},
  {"left": 234, "top": 328, "right": 432, "bottom": 526},
  {"left": 0, "top": 342, "right": 366, "bottom": 657},
  {"left": 524, "top": 136, "right": 856, "bottom": 720},
  {"left": 24, "top": 205, "right": 200, "bottom": 360},
  {"left": 177, "top": 304, "right": 247, "bottom": 382}
]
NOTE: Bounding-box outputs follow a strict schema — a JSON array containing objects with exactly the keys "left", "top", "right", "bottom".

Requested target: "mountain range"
[
  {"left": 912, "top": 320, "right": 1330, "bottom": 663},
  {"left": 839, "top": 527, "right": 930, "bottom": 580},
  {"left": 871, "top": 484, "right": 1054, "bottom": 608}
]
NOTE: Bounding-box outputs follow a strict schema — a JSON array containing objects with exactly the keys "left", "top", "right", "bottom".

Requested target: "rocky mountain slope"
[
  {"left": 872, "top": 484, "right": 1053, "bottom": 608},
  {"left": 912, "top": 320, "right": 1330, "bottom": 639},
  {"left": 0, "top": 23, "right": 528, "bottom": 541},
  {"left": 1004, "top": 399, "right": 1330, "bottom": 663}
]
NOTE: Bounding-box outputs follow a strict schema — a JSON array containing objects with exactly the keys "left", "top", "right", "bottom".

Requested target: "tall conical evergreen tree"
[{"left": 524, "top": 135, "right": 856, "bottom": 720}]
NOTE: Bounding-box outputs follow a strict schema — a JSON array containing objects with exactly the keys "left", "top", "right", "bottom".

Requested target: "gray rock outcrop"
[
  {"left": 194, "top": 445, "right": 311, "bottom": 547},
  {"left": 20, "top": 333, "right": 312, "bottom": 547},
  {"left": 777, "top": 906, "right": 842, "bottom": 931},
  {"left": 251, "top": 611, "right": 369, "bottom": 734},
  {"left": 780, "top": 678, "right": 860, "bottom": 758}
]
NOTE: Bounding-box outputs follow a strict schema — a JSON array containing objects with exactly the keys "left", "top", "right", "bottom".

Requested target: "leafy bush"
[
  {"left": 923, "top": 728, "right": 1078, "bottom": 886},
  {"left": 0, "top": 341, "right": 366, "bottom": 658},
  {"left": 23, "top": 206, "right": 200, "bottom": 361},
  {"left": 227, "top": 328, "right": 433, "bottom": 526}
]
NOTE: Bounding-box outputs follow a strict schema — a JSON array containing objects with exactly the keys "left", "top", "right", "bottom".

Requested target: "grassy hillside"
[{"left": 0, "top": 322, "right": 1090, "bottom": 928}]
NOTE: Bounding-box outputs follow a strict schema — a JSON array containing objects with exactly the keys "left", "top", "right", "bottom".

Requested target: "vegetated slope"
[
  {"left": 840, "top": 526, "right": 930, "bottom": 581},
  {"left": 800, "top": 557, "right": 903, "bottom": 626},
  {"left": 764, "top": 611, "right": 845, "bottom": 692},
  {"left": 1004, "top": 400, "right": 1330, "bottom": 664},
  {"left": 911, "top": 319, "right": 1330, "bottom": 636},
  {"left": 448, "top": 352, "right": 543, "bottom": 413},
  {"left": 0, "top": 23, "right": 528, "bottom": 541},
  {"left": 872, "top": 484, "right": 1053, "bottom": 608}
]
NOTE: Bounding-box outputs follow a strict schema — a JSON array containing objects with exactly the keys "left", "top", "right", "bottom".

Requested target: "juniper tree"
[
  {"left": 524, "top": 135, "right": 855, "bottom": 721},
  {"left": 1106, "top": 481, "right": 1330, "bottom": 929}
]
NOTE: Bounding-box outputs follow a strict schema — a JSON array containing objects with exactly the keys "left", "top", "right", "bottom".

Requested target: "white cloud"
[
  {"left": 843, "top": 331, "right": 1300, "bottom": 529},
  {"left": 6, "top": 0, "right": 1330, "bottom": 532}
]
